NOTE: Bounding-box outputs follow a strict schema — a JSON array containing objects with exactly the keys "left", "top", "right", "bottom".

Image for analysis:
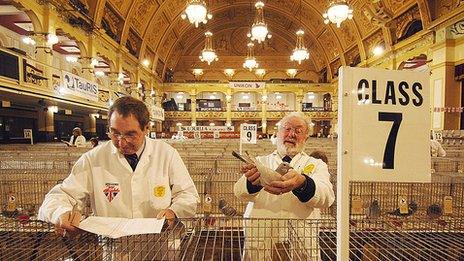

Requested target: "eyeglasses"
[
  {"left": 107, "top": 130, "right": 139, "bottom": 142},
  {"left": 282, "top": 125, "right": 306, "bottom": 135}
]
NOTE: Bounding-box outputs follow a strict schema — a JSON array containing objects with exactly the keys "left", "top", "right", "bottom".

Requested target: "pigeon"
[
  {"left": 218, "top": 199, "right": 240, "bottom": 217},
  {"left": 387, "top": 201, "right": 418, "bottom": 216},
  {"left": 366, "top": 199, "right": 381, "bottom": 219},
  {"left": 427, "top": 204, "right": 443, "bottom": 219}
]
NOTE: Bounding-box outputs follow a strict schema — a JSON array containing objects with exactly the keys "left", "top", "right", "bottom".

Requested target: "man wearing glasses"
[
  {"left": 234, "top": 112, "right": 335, "bottom": 260},
  {"left": 39, "top": 96, "right": 199, "bottom": 237}
]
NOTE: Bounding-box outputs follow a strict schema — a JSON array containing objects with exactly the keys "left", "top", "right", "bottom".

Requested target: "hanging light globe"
[
  {"left": 199, "top": 31, "right": 218, "bottom": 65},
  {"left": 181, "top": 0, "right": 213, "bottom": 28},
  {"left": 243, "top": 42, "right": 259, "bottom": 71},
  {"left": 250, "top": 1, "right": 271, "bottom": 43},
  {"left": 323, "top": 1, "right": 353, "bottom": 28},
  {"left": 290, "top": 30, "right": 309, "bottom": 64}
]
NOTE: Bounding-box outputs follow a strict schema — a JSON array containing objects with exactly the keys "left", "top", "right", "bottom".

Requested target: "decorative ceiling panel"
[
  {"left": 158, "top": 31, "right": 178, "bottom": 61},
  {"left": 163, "top": 0, "right": 185, "bottom": 21},
  {"left": 146, "top": 14, "right": 169, "bottom": 50},
  {"left": 130, "top": 0, "right": 159, "bottom": 35},
  {"left": 107, "top": 0, "right": 132, "bottom": 17},
  {"left": 318, "top": 29, "right": 340, "bottom": 61}
]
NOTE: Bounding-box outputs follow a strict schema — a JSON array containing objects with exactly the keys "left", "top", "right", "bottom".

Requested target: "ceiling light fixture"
[
  {"left": 224, "top": 69, "right": 235, "bottom": 78},
  {"left": 247, "top": 1, "right": 272, "bottom": 43},
  {"left": 181, "top": 0, "right": 212, "bottom": 28},
  {"left": 323, "top": 1, "right": 353, "bottom": 28},
  {"left": 243, "top": 42, "right": 259, "bottom": 71},
  {"left": 290, "top": 30, "right": 310, "bottom": 64},
  {"left": 286, "top": 69, "right": 298, "bottom": 78},
  {"left": 199, "top": 31, "right": 218, "bottom": 65}
]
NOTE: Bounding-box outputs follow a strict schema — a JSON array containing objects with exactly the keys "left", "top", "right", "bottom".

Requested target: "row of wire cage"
[
  {"left": 1, "top": 140, "right": 464, "bottom": 260},
  {"left": 1, "top": 216, "right": 464, "bottom": 260}
]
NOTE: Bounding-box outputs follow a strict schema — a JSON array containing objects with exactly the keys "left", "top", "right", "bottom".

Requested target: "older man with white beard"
[{"left": 234, "top": 112, "right": 335, "bottom": 260}]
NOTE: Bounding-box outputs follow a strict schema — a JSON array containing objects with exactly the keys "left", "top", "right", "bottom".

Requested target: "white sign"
[
  {"left": 149, "top": 131, "right": 156, "bottom": 139},
  {"left": 213, "top": 131, "right": 220, "bottom": 139},
  {"left": 229, "top": 82, "right": 265, "bottom": 89},
  {"left": 339, "top": 67, "right": 430, "bottom": 183},
  {"left": 194, "top": 131, "right": 201, "bottom": 140},
  {"left": 432, "top": 130, "right": 443, "bottom": 142},
  {"left": 151, "top": 106, "right": 165, "bottom": 121},
  {"left": 240, "top": 124, "right": 257, "bottom": 144},
  {"left": 61, "top": 71, "right": 99, "bottom": 101},
  {"left": 337, "top": 67, "right": 430, "bottom": 260},
  {"left": 23, "top": 129, "right": 33, "bottom": 145},
  {"left": 180, "top": 126, "right": 234, "bottom": 132},
  {"left": 23, "top": 129, "right": 32, "bottom": 138}
]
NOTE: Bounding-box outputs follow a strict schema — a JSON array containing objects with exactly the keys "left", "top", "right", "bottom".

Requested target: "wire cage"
[{"left": 1, "top": 216, "right": 464, "bottom": 261}]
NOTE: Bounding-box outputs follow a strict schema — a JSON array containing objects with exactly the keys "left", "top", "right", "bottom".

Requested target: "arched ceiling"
[{"left": 36, "top": 0, "right": 454, "bottom": 81}]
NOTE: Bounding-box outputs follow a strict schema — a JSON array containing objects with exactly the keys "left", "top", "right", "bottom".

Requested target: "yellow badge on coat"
[
  {"left": 154, "top": 186, "right": 165, "bottom": 197},
  {"left": 303, "top": 164, "right": 315, "bottom": 174}
]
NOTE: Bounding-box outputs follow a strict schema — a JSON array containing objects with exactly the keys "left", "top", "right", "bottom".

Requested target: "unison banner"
[{"left": 229, "top": 82, "right": 265, "bottom": 89}]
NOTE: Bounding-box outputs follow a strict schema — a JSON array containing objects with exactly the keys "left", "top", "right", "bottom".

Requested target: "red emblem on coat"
[{"left": 103, "top": 183, "right": 120, "bottom": 202}]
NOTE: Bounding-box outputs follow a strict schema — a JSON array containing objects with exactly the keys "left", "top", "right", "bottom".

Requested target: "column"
[
  {"left": 84, "top": 114, "right": 97, "bottom": 138},
  {"left": 37, "top": 107, "right": 55, "bottom": 142},
  {"left": 190, "top": 93, "right": 197, "bottom": 126},
  {"left": 261, "top": 90, "right": 267, "bottom": 134},
  {"left": 296, "top": 95, "right": 304, "bottom": 112},
  {"left": 226, "top": 91, "right": 232, "bottom": 126}
]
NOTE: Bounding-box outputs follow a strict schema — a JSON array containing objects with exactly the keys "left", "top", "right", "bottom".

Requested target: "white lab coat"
[
  {"left": 430, "top": 139, "right": 446, "bottom": 157},
  {"left": 70, "top": 135, "right": 87, "bottom": 148},
  {"left": 234, "top": 150, "right": 335, "bottom": 260},
  {"left": 38, "top": 137, "right": 199, "bottom": 224}
]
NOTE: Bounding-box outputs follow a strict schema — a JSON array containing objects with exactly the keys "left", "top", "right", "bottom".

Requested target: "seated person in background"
[
  {"left": 430, "top": 138, "right": 446, "bottom": 157},
  {"left": 39, "top": 96, "right": 199, "bottom": 237},
  {"left": 234, "top": 112, "right": 335, "bottom": 260},
  {"left": 62, "top": 127, "right": 86, "bottom": 147},
  {"left": 89, "top": 137, "right": 99, "bottom": 148},
  {"left": 309, "top": 150, "right": 328, "bottom": 165}
]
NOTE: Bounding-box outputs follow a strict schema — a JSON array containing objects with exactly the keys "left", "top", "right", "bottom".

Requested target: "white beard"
[{"left": 276, "top": 137, "right": 304, "bottom": 157}]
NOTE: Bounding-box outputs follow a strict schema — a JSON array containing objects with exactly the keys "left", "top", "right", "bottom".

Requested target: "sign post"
[
  {"left": 24, "top": 129, "right": 33, "bottom": 145},
  {"left": 337, "top": 67, "right": 430, "bottom": 260},
  {"left": 240, "top": 123, "right": 257, "bottom": 154}
]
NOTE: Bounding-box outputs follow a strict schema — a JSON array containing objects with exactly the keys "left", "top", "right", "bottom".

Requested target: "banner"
[
  {"left": 61, "top": 71, "right": 99, "bottom": 101},
  {"left": 151, "top": 106, "right": 165, "bottom": 121},
  {"left": 229, "top": 82, "right": 265, "bottom": 89},
  {"left": 180, "top": 126, "right": 234, "bottom": 132}
]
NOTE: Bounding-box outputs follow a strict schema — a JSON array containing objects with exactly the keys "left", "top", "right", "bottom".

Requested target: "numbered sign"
[
  {"left": 194, "top": 131, "right": 201, "bottom": 140},
  {"left": 337, "top": 67, "right": 431, "bottom": 260},
  {"left": 149, "top": 131, "right": 157, "bottom": 139},
  {"left": 213, "top": 131, "right": 220, "bottom": 139},
  {"left": 240, "top": 124, "right": 257, "bottom": 144},
  {"left": 23, "top": 129, "right": 32, "bottom": 139},
  {"left": 432, "top": 130, "right": 443, "bottom": 142},
  {"left": 339, "top": 67, "right": 430, "bottom": 182},
  {"left": 23, "top": 129, "right": 33, "bottom": 145}
]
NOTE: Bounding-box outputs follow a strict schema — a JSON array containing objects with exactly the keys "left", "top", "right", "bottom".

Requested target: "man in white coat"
[
  {"left": 234, "top": 112, "right": 335, "bottom": 260},
  {"left": 39, "top": 96, "right": 199, "bottom": 238},
  {"left": 64, "top": 127, "right": 86, "bottom": 147}
]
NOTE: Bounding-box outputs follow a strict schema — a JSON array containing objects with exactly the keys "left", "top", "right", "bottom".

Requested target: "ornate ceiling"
[{"left": 19, "top": 0, "right": 464, "bottom": 81}]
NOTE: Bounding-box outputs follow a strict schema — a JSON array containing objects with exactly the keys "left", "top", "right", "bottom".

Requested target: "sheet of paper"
[{"left": 78, "top": 216, "right": 165, "bottom": 238}]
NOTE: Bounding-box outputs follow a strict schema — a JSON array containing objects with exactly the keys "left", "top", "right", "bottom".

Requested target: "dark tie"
[
  {"left": 125, "top": 154, "right": 138, "bottom": 171},
  {"left": 282, "top": 156, "right": 292, "bottom": 163}
]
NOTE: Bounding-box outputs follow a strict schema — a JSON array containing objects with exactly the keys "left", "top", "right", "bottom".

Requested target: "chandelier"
[
  {"left": 290, "top": 30, "right": 309, "bottom": 64},
  {"left": 199, "top": 31, "right": 218, "bottom": 65},
  {"left": 181, "top": 0, "right": 212, "bottom": 28},
  {"left": 323, "top": 1, "right": 353, "bottom": 28},
  {"left": 243, "top": 42, "right": 259, "bottom": 71},
  {"left": 247, "top": 1, "right": 272, "bottom": 43}
]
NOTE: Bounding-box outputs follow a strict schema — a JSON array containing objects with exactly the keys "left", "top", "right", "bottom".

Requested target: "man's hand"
[
  {"left": 241, "top": 164, "right": 260, "bottom": 185},
  {"left": 55, "top": 210, "right": 82, "bottom": 237},
  {"left": 157, "top": 209, "right": 177, "bottom": 228},
  {"left": 264, "top": 169, "right": 306, "bottom": 195}
]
